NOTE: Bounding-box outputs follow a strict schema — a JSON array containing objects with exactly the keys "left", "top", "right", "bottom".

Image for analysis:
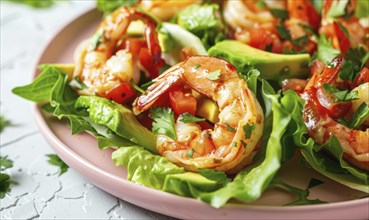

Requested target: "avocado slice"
[
  {"left": 75, "top": 96, "right": 157, "bottom": 154},
  {"left": 163, "top": 172, "right": 221, "bottom": 197},
  {"left": 197, "top": 97, "right": 219, "bottom": 123},
  {"left": 208, "top": 40, "right": 310, "bottom": 81}
]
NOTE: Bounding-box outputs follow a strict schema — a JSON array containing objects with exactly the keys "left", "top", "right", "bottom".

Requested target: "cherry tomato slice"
[{"left": 353, "top": 67, "right": 369, "bottom": 88}]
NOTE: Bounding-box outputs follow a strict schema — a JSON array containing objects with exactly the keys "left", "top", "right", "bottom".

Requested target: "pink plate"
[{"left": 33, "top": 7, "right": 369, "bottom": 219}]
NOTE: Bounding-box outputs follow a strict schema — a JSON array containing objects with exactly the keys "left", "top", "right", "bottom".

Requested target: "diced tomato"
[
  {"left": 137, "top": 112, "right": 153, "bottom": 130},
  {"left": 169, "top": 87, "right": 197, "bottom": 116},
  {"left": 288, "top": 0, "right": 321, "bottom": 31},
  {"left": 104, "top": 82, "right": 135, "bottom": 104},
  {"left": 249, "top": 28, "right": 282, "bottom": 53},
  {"left": 352, "top": 67, "right": 369, "bottom": 88}
]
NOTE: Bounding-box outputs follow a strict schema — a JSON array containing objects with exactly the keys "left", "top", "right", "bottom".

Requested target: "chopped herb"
[
  {"left": 326, "top": 0, "right": 349, "bottom": 19},
  {"left": 224, "top": 122, "right": 236, "bottom": 132},
  {"left": 345, "top": 46, "right": 369, "bottom": 69},
  {"left": 336, "top": 22, "right": 349, "bottom": 38},
  {"left": 232, "top": 141, "right": 238, "bottom": 147},
  {"left": 0, "top": 155, "right": 14, "bottom": 198},
  {"left": 256, "top": 0, "right": 267, "bottom": 9},
  {"left": 323, "top": 83, "right": 358, "bottom": 102},
  {"left": 241, "top": 140, "right": 247, "bottom": 148},
  {"left": 179, "top": 113, "right": 205, "bottom": 123},
  {"left": 0, "top": 115, "right": 11, "bottom": 133},
  {"left": 207, "top": 69, "right": 221, "bottom": 80},
  {"left": 204, "top": 133, "right": 211, "bottom": 138},
  {"left": 188, "top": 149, "right": 194, "bottom": 158},
  {"left": 141, "top": 80, "right": 154, "bottom": 90},
  {"left": 149, "top": 107, "right": 177, "bottom": 140},
  {"left": 243, "top": 123, "right": 256, "bottom": 139},
  {"left": 130, "top": 79, "right": 146, "bottom": 94},
  {"left": 0, "top": 173, "right": 11, "bottom": 199},
  {"left": 312, "top": 34, "right": 340, "bottom": 64},
  {"left": 47, "top": 154, "right": 69, "bottom": 176},
  {"left": 339, "top": 60, "right": 356, "bottom": 82},
  {"left": 307, "top": 178, "right": 324, "bottom": 189},
  {"left": 265, "top": 43, "right": 273, "bottom": 52},
  {"left": 276, "top": 23, "right": 307, "bottom": 47},
  {"left": 0, "top": 156, "right": 13, "bottom": 171},
  {"left": 298, "top": 23, "right": 318, "bottom": 37},
  {"left": 88, "top": 28, "right": 103, "bottom": 51},
  {"left": 349, "top": 102, "right": 369, "bottom": 129},
  {"left": 270, "top": 8, "right": 289, "bottom": 21},
  {"left": 194, "top": 64, "right": 201, "bottom": 69}
]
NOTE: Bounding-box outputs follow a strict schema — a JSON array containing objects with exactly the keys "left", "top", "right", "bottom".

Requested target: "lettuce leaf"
[
  {"left": 112, "top": 146, "right": 185, "bottom": 189},
  {"left": 175, "top": 4, "right": 225, "bottom": 49},
  {"left": 281, "top": 90, "right": 369, "bottom": 193}
]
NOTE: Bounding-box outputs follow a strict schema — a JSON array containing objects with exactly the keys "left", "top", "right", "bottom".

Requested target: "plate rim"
[{"left": 31, "top": 6, "right": 369, "bottom": 219}]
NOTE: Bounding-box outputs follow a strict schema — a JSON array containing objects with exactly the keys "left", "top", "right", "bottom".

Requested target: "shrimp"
[
  {"left": 302, "top": 55, "right": 369, "bottom": 171},
  {"left": 319, "top": 0, "right": 369, "bottom": 53},
  {"left": 223, "top": 0, "right": 320, "bottom": 54},
  {"left": 138, "top": 0, "right": 201, "bottom": 21},
  {"left": 73, "top": 6, "right": 164, "bottom": 97},
  {"left": 133, "top": 56, "right": 264, "bottom": 174}
]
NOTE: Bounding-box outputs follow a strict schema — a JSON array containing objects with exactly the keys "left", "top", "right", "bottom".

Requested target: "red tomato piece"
[
  {"left": 333, "top": 22, "right": 350, "bottom": 54},
  {"left": 169, "top": 88, "right": 197, "bottom": 116},
  {"left": 104, "top": 82, "right": 135, "bottom": 104}
]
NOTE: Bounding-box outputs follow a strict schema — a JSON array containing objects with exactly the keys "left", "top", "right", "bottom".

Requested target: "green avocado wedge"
[
  {"left": 75, "top": 96, "right": 157, "bottom": 154},
  {"left": 208, "top": 40, "right": 310, "bottom": 82}
]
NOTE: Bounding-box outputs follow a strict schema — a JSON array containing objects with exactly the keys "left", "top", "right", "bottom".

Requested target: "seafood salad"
[{"left": 13, "top": 0, "right": 369, "bottom": 207}]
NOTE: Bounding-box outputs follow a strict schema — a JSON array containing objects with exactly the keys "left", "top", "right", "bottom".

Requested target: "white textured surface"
[{"left": 0, "top": 1, "right": 174, "bottom": 219}]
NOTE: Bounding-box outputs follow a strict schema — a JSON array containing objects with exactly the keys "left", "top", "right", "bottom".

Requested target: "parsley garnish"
[
  {"left": 0, "top": 156, "right": 14, "bottom": 199},
  {"left": 207, "top": 69, "right": 221, "bottom": 80},
  {"left": 149, "top": 107, "right": 177, "bottom": 140},
  {"left": 243, "top": 123, "right": 256, "bottom": 139},
  {"left": 348, "top": 102, "right": 369, "bottom": 129},
  {"left": 323, "top": 83, "right": 358, "bottom": 102},
  {"left": 188, "top": 149, "right": 194, "bottom": 158},
  {"left": 194, "top": 64, "right": 201, "bottom": 69},
  {"left": 276, "top": 23, "right": 307, "bottom": 47},
  {"left": 326, "top": 0, "right": 349, "bottom": 19},
  {"left": 0, "top": 115, "right": 11, "bottom": 133},
  {"left": 312, "top": 34, "right": 340, "bottom": 64},
  {"left": 270, "top": 8, "right": 289, "bottom": 21},
  {"left": 241, "top": 140, "right": 247, "bottom": 148},
  {"left": 47, "top": 154, "right": 69, "bottom": 176},
  {"left": 130, "top": 79, "right": 146, "bottom": 94},
  {"left": 179, "top": 113, "right": 205, "bottom": 123},
  {"left": 224, "top": 122, "right": 236, "bottom": 132}
]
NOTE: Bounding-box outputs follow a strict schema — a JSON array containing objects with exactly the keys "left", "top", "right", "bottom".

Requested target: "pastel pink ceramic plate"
[{"left": 33, "top": 7, "right": 369, "bottom": 219}]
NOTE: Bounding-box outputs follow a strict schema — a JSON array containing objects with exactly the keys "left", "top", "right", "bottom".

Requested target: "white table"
[{"left": 0, "top": 1, "right": 174, "bottom": 219}]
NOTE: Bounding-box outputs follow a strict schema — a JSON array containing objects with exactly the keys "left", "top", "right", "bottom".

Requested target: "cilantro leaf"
[
  {"left": 224, "top": 122, "right": 236, "bottom": 132},
  {"left": 349, "top": 103, "right": 369, "bottom": 129},
  {"left": 179, "top": 113, "right": 205, "bottom": 123},
  {"left": 0, "top": 156, "right": 13, "bottom": 171},
  {"left": 326, "top": 0, "right": 349, "bottom": 19},
  {"left": 270, "top": 8, "right": 289, "bottom": 21},
  {"left": 323, "top": 83, "right": 358, "bottom": 102},
  {"left": 46, "top": 154, "right": 69, "bottom": 176},
  {"left": 313, "top": 35, "right": 340, "bottom": 64},
  {"left": 149, "top": 107, "right": 177, "bottom": 140},
  {"left": 0, "top": 173, "right": 11, "bottom": 199},
  {"left": 0, "top": 115, "right": 11, "bottom": 133},
  {"left": 207, "top": 69, "right": 221, "bottom": 80},
  {"left": 130, "top": 79, "right": 146, "bottom": 95},
  {"left": 243, "top": 123, "right": 256, "bottom": 139},
  {"left": 276, "top": 23, "right": 307, "bottom": 47}
]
